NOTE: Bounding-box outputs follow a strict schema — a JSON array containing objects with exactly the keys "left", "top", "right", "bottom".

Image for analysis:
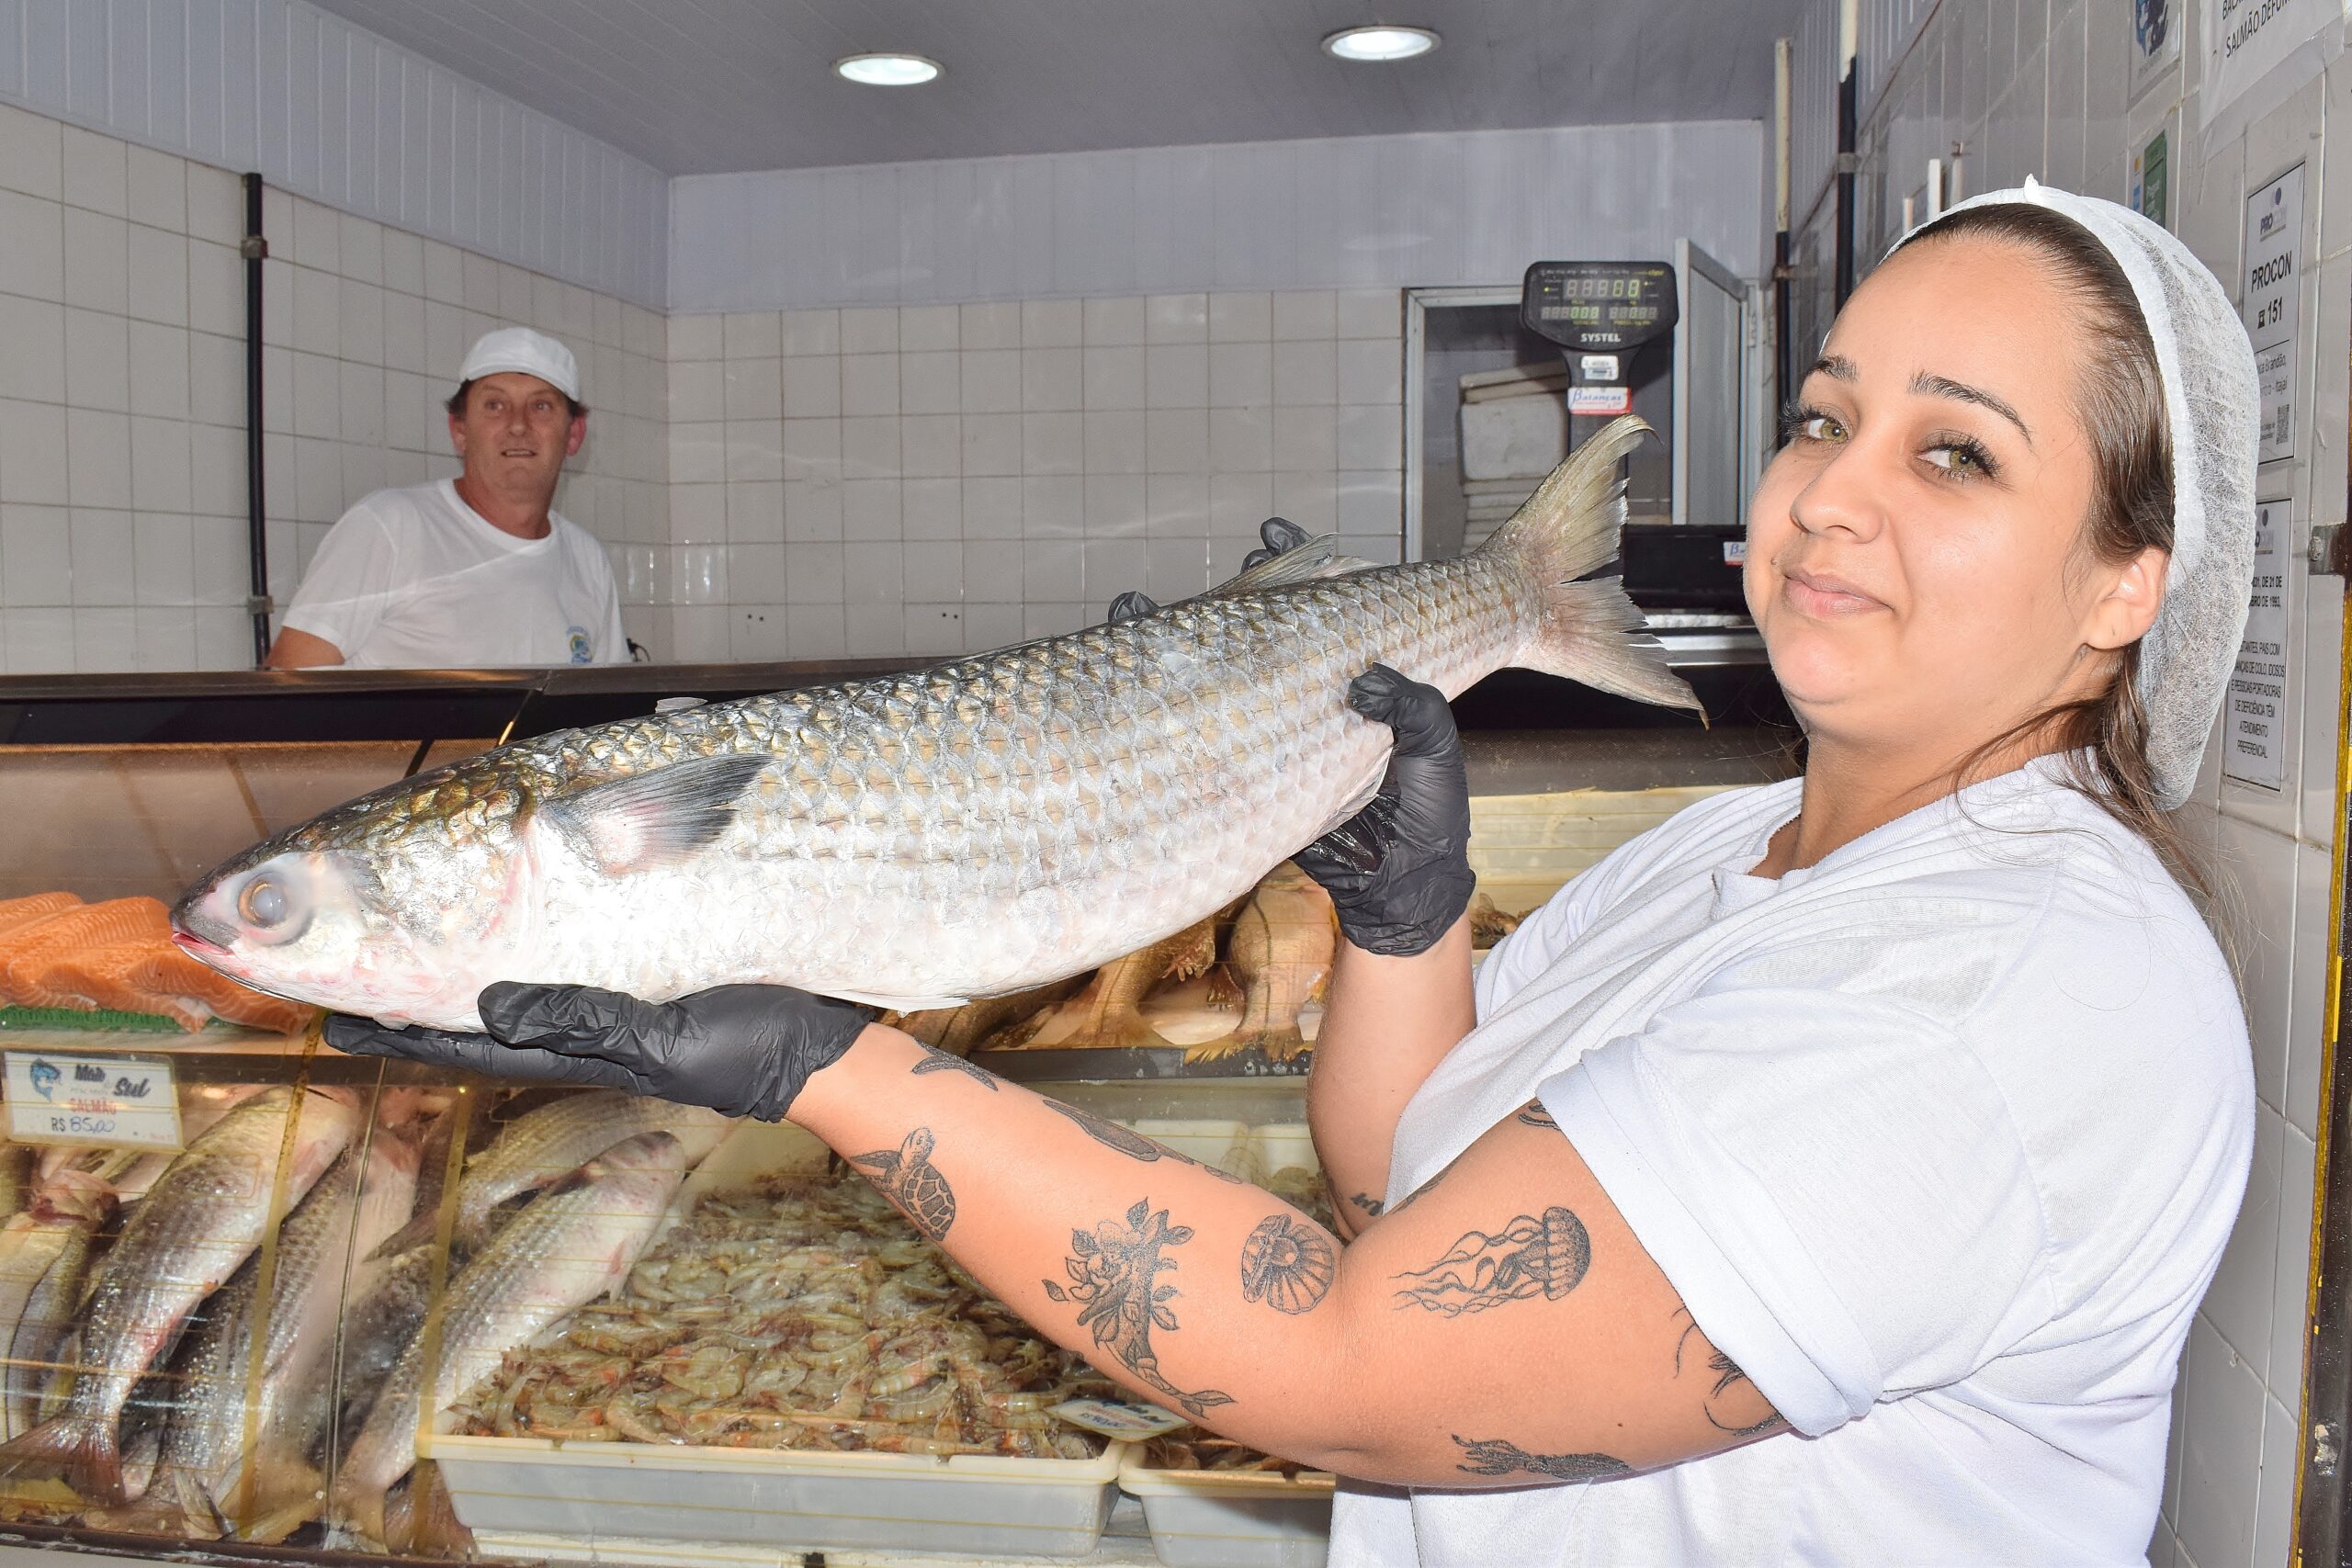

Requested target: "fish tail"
[
  {"left": 0, "top": 1410, "right": 121, "bottom": 1502},
  {"left": 1481, "top": 414, "right": 1703, "bottom": 716}
]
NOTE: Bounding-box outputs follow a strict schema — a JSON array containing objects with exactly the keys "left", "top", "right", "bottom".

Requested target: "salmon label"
[{"left": 3, "top": 1052, "right": 182, "bottom": 1149}]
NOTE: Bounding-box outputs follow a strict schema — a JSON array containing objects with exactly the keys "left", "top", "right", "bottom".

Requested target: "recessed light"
[
  {"left": 1321, "top": 26, "right": 1440, "bottom": 62},
  {"left": 834, "top": 52, "right": 943, "bottom": 86}
]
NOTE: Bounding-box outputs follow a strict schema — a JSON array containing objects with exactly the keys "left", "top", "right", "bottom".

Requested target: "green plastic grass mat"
[{"left": 0, "top": 1006, "right": 199, "bottom": 1033}]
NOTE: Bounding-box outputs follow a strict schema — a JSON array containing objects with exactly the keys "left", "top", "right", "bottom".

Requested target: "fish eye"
[{"left": 238, "top": 877, "right": 288, "bottom": 928}]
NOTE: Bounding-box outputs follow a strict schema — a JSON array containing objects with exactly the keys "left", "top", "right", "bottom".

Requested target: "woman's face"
[{"left": 1745, "top": 235, "right": 2165, "bottom": 766}]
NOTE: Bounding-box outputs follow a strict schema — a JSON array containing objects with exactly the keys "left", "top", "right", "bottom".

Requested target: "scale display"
[{"left": 1521, "top": 261, "right": 1679, "bottom": 351}]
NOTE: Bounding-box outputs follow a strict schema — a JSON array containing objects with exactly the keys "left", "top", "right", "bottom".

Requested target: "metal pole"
[{"left": 242, "top": 173, "right": 271, "bottom": 666}]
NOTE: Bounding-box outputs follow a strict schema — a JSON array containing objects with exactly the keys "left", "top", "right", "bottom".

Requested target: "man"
[{"left": 266, "top": 327, "right": 630, "bottom": 668}]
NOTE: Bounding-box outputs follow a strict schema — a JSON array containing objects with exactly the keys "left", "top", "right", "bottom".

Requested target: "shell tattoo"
[
  {"left": 1238, "top": 1213, "right": 1336, "bottom": 1314},
  {"left": 849, "top": 1127, "right": 956, "bottom": 1242}
]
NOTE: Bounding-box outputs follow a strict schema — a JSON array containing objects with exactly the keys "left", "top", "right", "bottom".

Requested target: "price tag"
[
  {"left": 1565, "top": 387, "right": 1633, "bottom": 416},
  {"left": 4, "top": 1052, "right": 182, "bottom": 1149},
  {"left": 1048, "top": 1397, "right": 1192, "bottom": 1439}
]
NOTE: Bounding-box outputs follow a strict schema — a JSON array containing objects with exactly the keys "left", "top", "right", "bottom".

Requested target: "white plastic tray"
[
  {"left": 1118, "top": 1448, "right": 1335, "bottom": 1568},
  {"left": 433, "top": 1116, "right": 1129, "bottom": 1560}
]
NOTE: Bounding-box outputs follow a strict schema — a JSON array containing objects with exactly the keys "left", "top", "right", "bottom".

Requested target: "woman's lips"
[{"left": 1780, "top": 567, "right": 1884, "bottom": 617}]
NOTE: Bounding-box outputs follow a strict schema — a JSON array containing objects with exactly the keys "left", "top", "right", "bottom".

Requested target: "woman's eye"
[
  {"left": 1921, "top": 439, "right": 1996, "bottom": 479},
  {"left": 239, "top": 878, "right": 288, "bottom": 927},
  {"left": 1802, "top": 414, "right": 1846, "bottom": 442}
]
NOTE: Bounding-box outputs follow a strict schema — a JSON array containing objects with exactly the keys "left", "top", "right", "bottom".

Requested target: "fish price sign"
[{"left": 2, "top": 1051, "right": 182, "bottom": 1149}]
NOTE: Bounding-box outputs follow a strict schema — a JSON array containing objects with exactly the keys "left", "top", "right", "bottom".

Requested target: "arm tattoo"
[
  {"left": 1385, "top": 1150, "right": 1464, "bottom": 1216},
  {"left": 1238, "top": 1213, "right": 1336, "bottom": 1314},
  {"left": 1393, "top": 1207, "right": 1591, "bottom": 1315},
  {"left": 910, "top": 1043, "right": 1001, "bottom": 1090},
  {"left": 1040, "top": 1198, "right": 1235, "bottom": 1417},
  {"left": 1453, "top": 1435, "right": 1631, "bottom": 1483},
  {"left": 1514, "top": 1102, "right": 1559, "bottom": 1131},
  {"left": 1673, "top": 1312, "right": 1786, "bottom": 1437},
  {"left": 1042, "top": 1100, "right": 1245, "bottom": 1183},
  {"left": 1350, "top": 1192, "right": 1385, "bottom": 1218},
  {"left": 846, "top": 1127, "right": 956, "bottom": 1242}
]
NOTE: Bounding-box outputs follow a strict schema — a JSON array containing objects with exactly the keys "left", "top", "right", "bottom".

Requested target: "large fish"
[
  {"left": 0, "top": 1087, "right": 358, "bottom": 1502},
  {"left": 438, "top": 1090, "right": 727, "bottom": 1251},
  {"left": 171, "top": 419, "right": 1694, "bottom": 1030},
  {"left": 330, "top": 1129, "right": 687, "bottom": 1545},
  {"left": 0, "top": 1168, "right": 116, "bottom": 1438}
]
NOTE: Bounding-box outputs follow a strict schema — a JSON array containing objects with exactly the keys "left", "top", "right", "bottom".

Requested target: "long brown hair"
[{"left": 1899, "top": 202, "right": 2202, "bottom": 895}]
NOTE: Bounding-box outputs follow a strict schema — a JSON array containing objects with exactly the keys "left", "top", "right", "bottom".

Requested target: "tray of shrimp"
[{"left": 429, "top": 1118, "right": 1131, "bottom": 1561}]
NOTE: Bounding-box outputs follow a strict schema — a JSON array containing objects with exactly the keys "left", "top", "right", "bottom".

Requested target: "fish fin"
[
  {"left": 1204, "top": 536, "right": 1349, "bottom": 595},
  {"left": 541, "top": 753, "right": 772, "bottom": 875},
  {"left": 827, "top": 988, "right": 969, "bottom": 1010},
  {"left": 0, "top": 1411, "right": 120, "bottom": 1503},
  {"left": 365, "top": 1213, "right": 439, "bottom": 1263},
  {"left": 1480, "top": 415, "right": 1702, "bottom": 716}
]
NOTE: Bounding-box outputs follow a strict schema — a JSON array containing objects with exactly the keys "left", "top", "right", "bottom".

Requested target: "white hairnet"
[{"left": 1889, "top": 179, "right": 2260, "bottom": 810}]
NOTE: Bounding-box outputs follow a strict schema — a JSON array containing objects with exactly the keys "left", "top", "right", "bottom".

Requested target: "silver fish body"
[
  {"left": 0, "top": 1087, "right": 358, "bottom": 1502},
  {"left": 137, "top": 1132, "right": 418, "bottom": 1532},
  {"left": 0, "top": 1169, "right": 115, "bottom": 1439},
  {"left": 330, "top": 1129, "right": 687, "bottom": 1544},
  {"left": 448, "top": 1092, "right": 729, "bottom": 1247},
  {"left": 174, "top": 420, "right": 1694, "bottom": 1030}
]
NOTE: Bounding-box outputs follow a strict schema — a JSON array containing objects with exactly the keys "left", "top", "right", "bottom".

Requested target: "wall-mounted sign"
[
  {"left": 2130, "top": 0, "right": 2184, "bottom": 106},
  {"left": 2202, "top": 0, "right": 2335, "bottom": 148},
  {"left": 2245, "top": 164, "right": 2304, "bottom": 463},
  {"left": 3, "top": 1051, "right": 181, "bottom": 1149},
  {"left": 2224, "top": 499, "right": 2290, "bottom": 792},
  {"left": 2131, "top": 128, "right": 2170, "bottom": 230}
]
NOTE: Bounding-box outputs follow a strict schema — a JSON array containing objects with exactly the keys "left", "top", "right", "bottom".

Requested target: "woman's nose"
[{"left": 1788, "top": 448, "right": 1888, "bottom": 543}]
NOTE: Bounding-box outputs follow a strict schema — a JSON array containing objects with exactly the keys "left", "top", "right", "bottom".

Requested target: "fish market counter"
[{"left": 0, "top": 661, "right": 1787, "bottom": 1563}]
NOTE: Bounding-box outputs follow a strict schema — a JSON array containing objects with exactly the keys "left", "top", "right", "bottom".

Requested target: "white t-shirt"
[
  {"left": 281, "top": 479, "right": 629, "bottom": 668},
  {"left": 1331, "top": 759, "right": 2251, "bottom": 1568}
]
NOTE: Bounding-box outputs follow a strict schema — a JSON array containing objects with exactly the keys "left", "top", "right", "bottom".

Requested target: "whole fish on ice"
[{"left": 170, "top": 418, "right": 1695, "bottom": 1030}]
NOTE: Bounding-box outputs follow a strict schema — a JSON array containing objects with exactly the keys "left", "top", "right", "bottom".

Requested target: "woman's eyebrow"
[{"left": 1909, "top": 371, "right": 2033, "bottom": 444}]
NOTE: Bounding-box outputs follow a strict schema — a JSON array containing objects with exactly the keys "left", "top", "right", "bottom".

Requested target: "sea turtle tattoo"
[
  {"left": 849, "top": 1126, "right": 956, "bottom": 1242},
  {"left": 1238, "top": 1213, "right": 1336, "bottom": 1314}
]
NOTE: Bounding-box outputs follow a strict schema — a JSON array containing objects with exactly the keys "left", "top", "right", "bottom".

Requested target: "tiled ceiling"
[{"left": 304, "top": 1, "right": 1806, "bottom": 175}]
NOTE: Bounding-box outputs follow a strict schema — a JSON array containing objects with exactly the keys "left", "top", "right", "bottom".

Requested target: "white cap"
[{"left": 458, "top": 326, "right": 580, "bottom": 402}]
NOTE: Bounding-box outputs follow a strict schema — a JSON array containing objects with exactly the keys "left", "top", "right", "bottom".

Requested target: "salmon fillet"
[
  {"left": 43, "top": 942, "right": 318, "bottom": 1035},
  {"left": 0, "top": 893, "right": 83, "bottom": 940},
  {"left": 0, "top": 900, "right": 171, "bottom": 1007}
]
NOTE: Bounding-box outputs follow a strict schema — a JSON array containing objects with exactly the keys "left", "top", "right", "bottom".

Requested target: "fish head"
[{"left": 170, "top": 754, "right": 548, "bottom": 1024}]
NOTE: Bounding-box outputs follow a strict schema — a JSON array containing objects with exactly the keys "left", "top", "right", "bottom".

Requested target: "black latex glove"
[
  {"left": 1291, "top": 664, "right": 1475, "bottom": 957},
  {"left": 323, "top": 982, "right": 874, "bottom": 1121}
]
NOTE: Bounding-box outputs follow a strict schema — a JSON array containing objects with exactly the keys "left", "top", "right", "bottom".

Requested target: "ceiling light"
[
  {"left": 1321, "top": 26, "right": 1441, "bottom": 62},
  {"left": 833, "top": 52, "right": 942, "bottom": 86}
]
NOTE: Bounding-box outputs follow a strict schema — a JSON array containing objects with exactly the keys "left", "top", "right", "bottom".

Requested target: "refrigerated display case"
[{"left": 0, "top": 660, "right": 1792, "bottom": 1564}]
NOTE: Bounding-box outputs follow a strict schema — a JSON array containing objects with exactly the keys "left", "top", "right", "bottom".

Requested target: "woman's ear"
[{"left": 2084, "top": 545, "right": 2170, "bottom": 651}]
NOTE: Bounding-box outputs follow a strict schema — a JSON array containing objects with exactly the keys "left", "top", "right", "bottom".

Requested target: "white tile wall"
[
  {"left": 0, "top": 107, "right": 669, "bottom": 671},
  {"left": 670, "top": 123, "right": 1770, "bottom": 314},
  {"left": 1809, "top": 2, "right": 2347, "bottom": 1562},
  {"left": 0, "top": 0, "right": 666, "bottom": 308},
  {"left": 665, "top": 289, "right": 1406, "bottom": 661}
]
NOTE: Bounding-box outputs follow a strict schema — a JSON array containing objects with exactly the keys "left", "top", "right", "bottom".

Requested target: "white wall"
[
  {"left": 657, "top": 289, "right": 1404, "bottom": 662},
  {"left": 669, "top": 122, "right": 1769, "bottom": 314},
  {"left": 1800, "top": 3, "right": 2345, "bottom": 1564},
  {"left": 0, "top": 0, "right": 667, "bottom": 308}
]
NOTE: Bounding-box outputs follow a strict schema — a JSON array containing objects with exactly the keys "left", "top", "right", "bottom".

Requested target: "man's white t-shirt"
[
  {"left": 1330, "top": 760, "right": 2252, "bottom": 1568},
  {"left": 281, "top": 479, "right": 629, "bottom": 668}
]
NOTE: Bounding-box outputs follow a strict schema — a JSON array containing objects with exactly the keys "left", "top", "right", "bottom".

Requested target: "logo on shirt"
[{"left": 567, "top": 626, "right": 593, "bottom": 663}]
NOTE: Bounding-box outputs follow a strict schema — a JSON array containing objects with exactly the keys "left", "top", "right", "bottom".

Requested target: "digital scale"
[{"left": 1519, "top": 260, "right": 1680, "bottom": 451}]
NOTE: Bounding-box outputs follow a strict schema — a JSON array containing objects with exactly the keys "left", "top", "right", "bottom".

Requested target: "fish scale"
[{"left": 175, "top": 419, "right": 1695, "bottom": 1031}]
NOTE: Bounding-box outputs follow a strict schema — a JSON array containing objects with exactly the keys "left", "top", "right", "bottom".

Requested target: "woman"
[{"left": 334, "top": 184, "right": 2258, "bottom": 1565}]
